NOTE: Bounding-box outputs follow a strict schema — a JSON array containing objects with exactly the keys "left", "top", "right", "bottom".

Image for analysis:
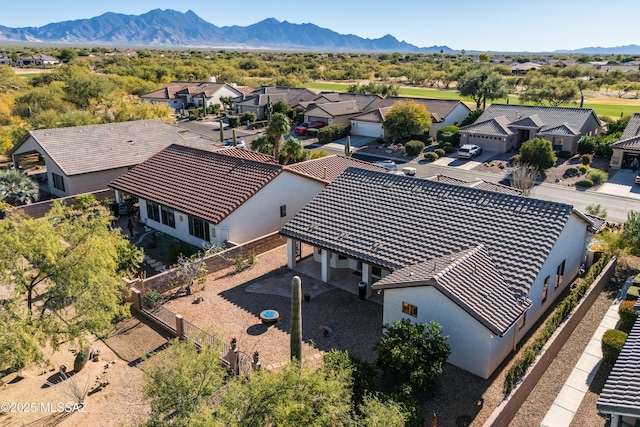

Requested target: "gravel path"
[{"left": 509, "top": 287, "right": 616, "bottom": 426}]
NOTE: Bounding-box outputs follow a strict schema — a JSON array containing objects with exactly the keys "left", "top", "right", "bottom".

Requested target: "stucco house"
[
  {"left": 139, "top": 81, "right": 244, "bottom": 112},
  {"left": 349, "top": 97, "right": 471, "bottom": 140},
  {"left": 459, "top": 104, "right": 602, "bottom": 154},
  {"left": 609, "top": 112, "right": 640, "bottom": 169},
  {"left": 280, "top": 167, "right": 595, "bottom": 378},
  {"left": 597, "top": 315, "right": 640, "bottom": 427},
  {"left": 110, "top": 148, "right": 388, "bottom": 248},
  {"left": 16, "top": 54, "right": 59, "bottom": 67},
  {"left": 9, "top": 119, "right": 215, "bottom": 198},
  {"left": 235, "top": 87, "right": 318, "bottom": 120}
]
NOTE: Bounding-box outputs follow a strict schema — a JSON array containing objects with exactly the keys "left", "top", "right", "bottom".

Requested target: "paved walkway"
[{"left": 540, "top": 277, "right": 633, "bottom": 427}]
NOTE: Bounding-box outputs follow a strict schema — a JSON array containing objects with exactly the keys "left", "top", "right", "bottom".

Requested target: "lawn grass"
[
  {"left": 17, "top": 73, "right": 41, "bottom": 80},
  {"left": 304, "top": 81, "right": 640, "bottom": 119}
]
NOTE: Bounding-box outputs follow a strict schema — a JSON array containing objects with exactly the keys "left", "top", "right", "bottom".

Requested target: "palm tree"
[
  {"left": 280, "top": 137, "right": 304, "bottom": 165},
  {"left": 250, "top": 135, "right": 274, "bottom": 155},
  {"left": 0, "top": 169, "right": 39, "bottom": 205},
  {"left": 266, "top": 112, "right": 291, "bottom": 162}
]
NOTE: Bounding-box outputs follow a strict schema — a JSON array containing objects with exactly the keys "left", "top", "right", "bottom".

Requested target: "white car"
[
  {"left": 373, "top": 160, "right": 398, "bottom": 171},
  {"left": 457, "top": 144, "right": 482, "bottom": 159},
  {"left": 224, "top": 139, "right": 246, "bottom": 149}
]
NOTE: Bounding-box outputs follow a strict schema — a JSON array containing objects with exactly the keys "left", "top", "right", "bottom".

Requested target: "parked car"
[
  {"left": 223, "top": 139, "right": 246, "bottom": 149},
  {"left": 457, "top": 144, "right": 482, "bottom": 159},
  {"left": 635, "top": 172, "right": 640, "bottom": 185},
  {"left": 294, "top": 121, "right": 326, "bottom": 135},
  {"left": 373, "top": 160, "right": 398, "bottom": 172}
]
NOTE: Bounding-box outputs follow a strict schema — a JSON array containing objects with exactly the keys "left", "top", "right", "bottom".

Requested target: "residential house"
[
  {"left": 459, "top": 104, "right": 602, "bottom": 154},
  {"left": 280, "top": 167, "right": 595, "bottom": 378},
  {"left": 0, "top": 55, "right": 12, "bottom": 66},
  {"left": 597, "top": 315, "right": 640, "bottom": 427},
  {"left": 110, "top": 149, "right": 389, "bottom": 248},
  {"left": 349, "top": 97, "right": 471, "bottom": 139},
  {"left": 139, "top": 81, "right": 244, "bottom": 112},
  {"left": 17, "top": 54, "right": 59, "bottom": 67},
  {"left": 293, "top": 92, "right": 380, "bottom": 125},
  {"left": 510, "top": 62, "right": 543, "bottom": 74},
  {"left": 609, "top": 112, "right": 640, "bottom": 169},
  {"left": 9, "top": 119, "right": 216, "bottom": 198},
  {"left": 235, "top": 87, "right": 318, "bottom": 120}
]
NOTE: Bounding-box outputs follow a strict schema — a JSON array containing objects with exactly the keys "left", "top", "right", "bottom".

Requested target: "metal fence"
[{"left": 141, "top": 294, "right": 177, "bottom": 333}]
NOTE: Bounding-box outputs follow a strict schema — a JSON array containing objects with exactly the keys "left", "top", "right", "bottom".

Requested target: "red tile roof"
[
  {"left": 285, "top": 155, "right": 389, "bottom": 184},
  {"left": 110, "top": 144, "right": 283, "bottom": 224}
]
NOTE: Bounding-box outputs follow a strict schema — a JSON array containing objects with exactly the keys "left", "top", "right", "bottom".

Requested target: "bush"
[
  {"left": 442, "top": 143, "right": 455, "bottom": 153},
  {"left": 602, "top": 329, "right": 628, "bottom": 364},
  {"left": 239, "top": 111, "right": 257, "bottom": 125},
  {"left": 619, "top": 300, "right": 638, "bottom": 332},
  {"left": 586, "top": 169, "right": 608, "bottom": 185},
  {"left": 575, "top": 179, "right": 594, "bottom": 188},
  {"left": 73, "top": 193, "right": 96, "bottom": 210},
  {"left": 557, "top": 150, "right": 572, "bottom": 159},
  {"left": 509, "top": 154, "right": 521, "bottom": 165},
  {"left": 437, "top": 126, "right": 460, "bottom": 146},
  {"left": 580, "top": 153, "right": 593, "bottom": 165},
  {"left": 305, "top": 128, "right": 319, "bottom": 138},
  {"left": 578, "top": 165, "right": 589, "bottom": 174},
  {"left": 405, "top": 140, "right": 425, "bottom": 156},
  {"left": 459, "top": 108, "right": 483, "bottom": 127},
  {"left": 323, "top": 350, "right": 375, "bottom": 407},
  {"left": 381, "top": 385, "right": 423, "bottom": 427},
  {"left": 577, "top": 137, "right": 596, "bottom": 155},
  {"left": 434, "top": 148, "right": 446, "bottom": 157},
  {"left": 424, "top": 152, "right": 439, "bottom": 161},
  {"left": 317, "top": 124, "right": 350, "bottom": 144},
  {"left": 626, "top": 286, "right": 639, "bottom": 301},
  {"left": 227, "top": 116, "right": 240, "bottom": 128},
  {"left": 564, "top": 167, "right": 580, "bottom": 178},
  {"left": 519, "top": 138, "right": 557, "bottom": 171}
]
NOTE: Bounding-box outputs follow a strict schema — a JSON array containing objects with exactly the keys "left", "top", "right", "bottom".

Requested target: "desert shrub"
[
  {"left": 442, "top": 143, "right": 455, "bottom": 153},
  {"left": 509, "top": 154, "right": 521, "bottom": 165},
  {"left": 459, "top": 108, "right": 483, "bottom": 127},
  {"left": 227, "top": 116, "right": 240, "bottom": 128},
  {"left": 586, "top": 169, "right": 608, "bottom": 185},
  {"left": 625, "top": 286, "right": 639, "bottom": 301},
  {"left": 317, "top": 124, "right": 350, "bottom": 144},
  {"left": 323, "top": 350, "right": 375, "bottom": 407},
  {"left": 575, "top": 179, "right": 594, "bottom": 188},
  {"left": 239, "top": 111, "right": 257, "bottom": 125},
  {"left": 381, "top": 385, "right": 423, "bottom": 427},
  {"left": 73, "top": 193, "right": 96, "bottom": 210},
  {"left": 578, "top": 165, "right": 589, "bottom": 174},
  {"left": 580, "top": 153, "right": 593, "bottom": 165},
  {"left": 434, "top": 148, "right": 446, "bottom": 157},
  {"left": 619, "top": 300, "right": 638, "bottom": 332},
  {"left": 577, "top": 137, "right": 596, "bottom": 154},
  {"left": 602, "top": 329, "right": 628, "bottom": 364},
  {"left": 305, "top": 128, "right": 319, "bottom": 138},
  {"left": 424, "top": 152, "right": 439, "bottom": 161},
  {"left": 519, "top": 138, "right": 556, "bottom": 171},
  {"left": 557, "top": 150, "right": 572, "bottom": 159},
  {"left": 564, "top": 167, "right": 580, "bottom": 178},
  {"left": 437, "top": 126, "right": 460, "bottom": 146},
  {"left": 207, "top": 103, "right": 221, "bottom": 115},
  {"left": 405, "top": 140, "right": 425, "bottom": 156}
]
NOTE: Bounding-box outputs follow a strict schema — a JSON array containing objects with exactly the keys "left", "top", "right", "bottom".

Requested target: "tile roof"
[
  {"left": 510, "top": 114, "right": 545, "bottom": 128},
  {"left": 461, "top": 104, "right": 599, "bottom": 135},
  {"left": 247, "top": 87, "right": 317, "bottom": 106},
  {"left": 140, "top": 81, "right": 236, "bottom": 100},
  {"left": 281, "top": 168, "right": 578, "bottom": 309},
  {"left": 582, "top": 212, "right": 607, "bottom": 233},
  {"left": 285, "top": 155, "right": 390, "bottom": 184},
  {"left": 611, "top": 136, "right": 640, "bottom": 151},
  {"left": 215, "top": 147, "right": 277, "bottom": 163},
  {"left": 425, "top": 174, "right": 523, "bottom": 196},
  {"left": 316, "top": 92, "right": 381, "bottom": 110},
  {"left": 371, "top": 97, "right": 469, "bottom": 123},
  {"left": 541, "top": 124, "right": 579, "bottom": 136},
  {"left": 597, "top": 317, "right": 640, "bottom": 417},
  {"left": 110, "top": 144, "right": 283, "bottom": 224},
  {"left": 235, "top": 93, "right": 287, "bottom": 107},
  {"left": 308, "top": 101, "right": 361, "bottom": 117},
  {"left": 12, "top": 120, "right": 216, "bottom": 176},
  {"left": 373, "top": 245, "right": 530, "bottom": 335},
  {"left": 621, "top": 113, "right": 640, "bottom": 139},
  {"left": 462, "top": 116, "right": 515, "bottom": 136}
]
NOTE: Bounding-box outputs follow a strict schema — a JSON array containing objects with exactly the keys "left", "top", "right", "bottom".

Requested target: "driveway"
[
  {"left": 430, "top": 151, "right": 498, "bottom": 171},
  {"left": 597, "top": 169, "right": 640, "bottom": 200}
]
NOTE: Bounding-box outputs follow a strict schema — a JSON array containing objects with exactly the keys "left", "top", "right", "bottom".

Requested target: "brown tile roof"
[
  {"left": 285, "top": 155, "right": 389, "bottom": 184},
  {"left": 621, "top": 113, "right": 640, "bottom": 139},
  {"left": 371, "top": 97, "right": 470, "bottom": 123},
  {"left": 140, "top": 81, "right": 235, "bottom": 100},
  {"left": 110, "top": 144, "right": 283, "bottom": 224},
  {"left": 11, "top": 120, "right": 217, "bottom": 176},
  {"left": 307, "top": 101, "right": 360, "bottom": 117},
  {"left": 214, "top": 147, "right": 277, "bottom": 163}
]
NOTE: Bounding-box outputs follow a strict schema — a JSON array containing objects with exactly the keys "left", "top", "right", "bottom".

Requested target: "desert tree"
[{"left": 383, "top": 100, "right": 431, "bottom": 143}]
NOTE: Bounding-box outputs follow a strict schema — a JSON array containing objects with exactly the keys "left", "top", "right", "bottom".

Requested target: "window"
[
  {"left": 372, "top": 266, "right": 382, "bottom": 278},
  {"left": 146, "top": 201, "right": 160, "bottom": 222},
  {"left": 52, "top": 173, "right": 65, "bottom": 191},
  {"left": 518, "top": 313, "right": 526, "bottom": 329},
  {"left": 160, "top": 205, "right": 175, "bottom": 228},
  {"left": 280, "top": 205, "right": 287, "bottom": 218},
  {"left": 542, "top": 276, "right": 550, "bottom": 303},
  {"left": 188, "top": 216, "right": 210, "bottom": 241},
  {"left": 555, "top": 260, "right": 565, "bottom": 288},
  {"left": 402, "top": 302, "right": 418, "bottom": 318}
]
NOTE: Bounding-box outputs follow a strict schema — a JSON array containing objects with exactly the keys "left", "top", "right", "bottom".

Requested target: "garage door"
[{"left": 352, "top": 121, "right": 383, "bottom": 138}]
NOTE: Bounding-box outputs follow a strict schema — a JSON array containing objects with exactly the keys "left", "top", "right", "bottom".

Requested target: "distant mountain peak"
[{"left": 0, "top": 9, "right": 452, "bottom": 53}]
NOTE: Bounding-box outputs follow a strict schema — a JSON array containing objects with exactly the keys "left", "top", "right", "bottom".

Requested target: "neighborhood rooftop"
[
  {"left": 285, "top": 155, "right": 389, "bottom": 184},
  {"left": 281, "top": 167, "right": 578, "bottom": 301},
  {"left": 110, "top": 144, "right": 283, "bottom": 224}
]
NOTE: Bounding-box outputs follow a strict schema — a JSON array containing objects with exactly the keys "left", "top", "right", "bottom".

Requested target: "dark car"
[{"left": 294, "top": 121, "right": 326, "bottom": 135}]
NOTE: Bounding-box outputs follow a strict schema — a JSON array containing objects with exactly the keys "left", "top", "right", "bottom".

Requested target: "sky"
[{"left": 1, "top": 0, "right": 639, "bottom": 53}]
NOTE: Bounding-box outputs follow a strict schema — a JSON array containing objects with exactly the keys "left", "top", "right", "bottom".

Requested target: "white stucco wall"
[
  {"left": 219, "top": 172, "right": 325, "bottom": 244},
  {"left": 138, "top": 199, "right": 214, "bottom": 248},
  {"left": 429, "top": 104, "right": 471, "bottom": 138},
  {"left": 382, "top": 286, "right": 509, "bottom": 379}
]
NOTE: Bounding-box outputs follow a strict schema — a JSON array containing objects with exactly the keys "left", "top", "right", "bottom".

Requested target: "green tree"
[
  {"left": 374, "top": 318, "right": 450, "bottom": 391},
  {"left": 58, "top": 48, "right": 78, "bottom": 63},
  {"left": 0, "top": 169, "right": 39, "bottom": 205},
  {"left": 266, "top": 112, "right": 291, "bottom": 161},
  {"left": 250, "top": 135, "right": 274, "bottom": 155},
  {"left": 143, "top": 338, "right": 226, "bottom": 425},
  {"left": 280, "top": 137, "right": 304, "bottom": 165},
  {"left": 271, "top": 100, "right": 290, "bottom": 115},
  {"left": 383, "top": 100, "right": 432, "bottom": 143},
  {"left": 519, "top": 138, "right": 557, "bottom": 171},
  {"left": 0, "top": 202, "right": 142, "bottom": 370},
  {"left": 621, "top": 210, "right": 640, "bottom": 255},
  {"left": 458, "top": 66, "right": 508, "bottom": 109},
  {"left": 519, "top": 76, "right": 579, "bottom": 106}
]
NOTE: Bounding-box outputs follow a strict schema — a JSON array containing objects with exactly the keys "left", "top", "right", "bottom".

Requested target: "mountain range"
[{"left": 0, "top": 9, "right": 452, "bottom": 53}]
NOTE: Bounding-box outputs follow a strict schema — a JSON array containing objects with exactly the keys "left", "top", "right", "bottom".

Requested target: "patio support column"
[
  {"left": 320, "top": 249, "right": 331, "bottom": 283},
  {"left": 362, "top": 263, "right": 373, "bottom": 298},
  {"left": 286, "top": 238, "right": 297, "bottom": 269},
  {"left": 610, "top": 414, "right": 619, "bottom": 427},
  {"left": 114, "top": 190, "right": 122, "bottom": 203}
]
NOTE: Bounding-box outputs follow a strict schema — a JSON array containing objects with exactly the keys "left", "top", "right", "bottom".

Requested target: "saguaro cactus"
[
  {"left": 345, "top": 136, "right": 352, "bottom": 157},
  {"left": 232, "top": 129, "right": 237, "bottom": 146},
  {"left": 219, "top": 121, "right": 224, "bottom": 142},
  {"left": 290, "top": 275, "right": 303, "bottom": 361}
]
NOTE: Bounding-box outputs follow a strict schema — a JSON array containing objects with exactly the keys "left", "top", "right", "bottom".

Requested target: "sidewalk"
[{"left": 540, "top": 277, "right": 633, "bottom": 427}]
